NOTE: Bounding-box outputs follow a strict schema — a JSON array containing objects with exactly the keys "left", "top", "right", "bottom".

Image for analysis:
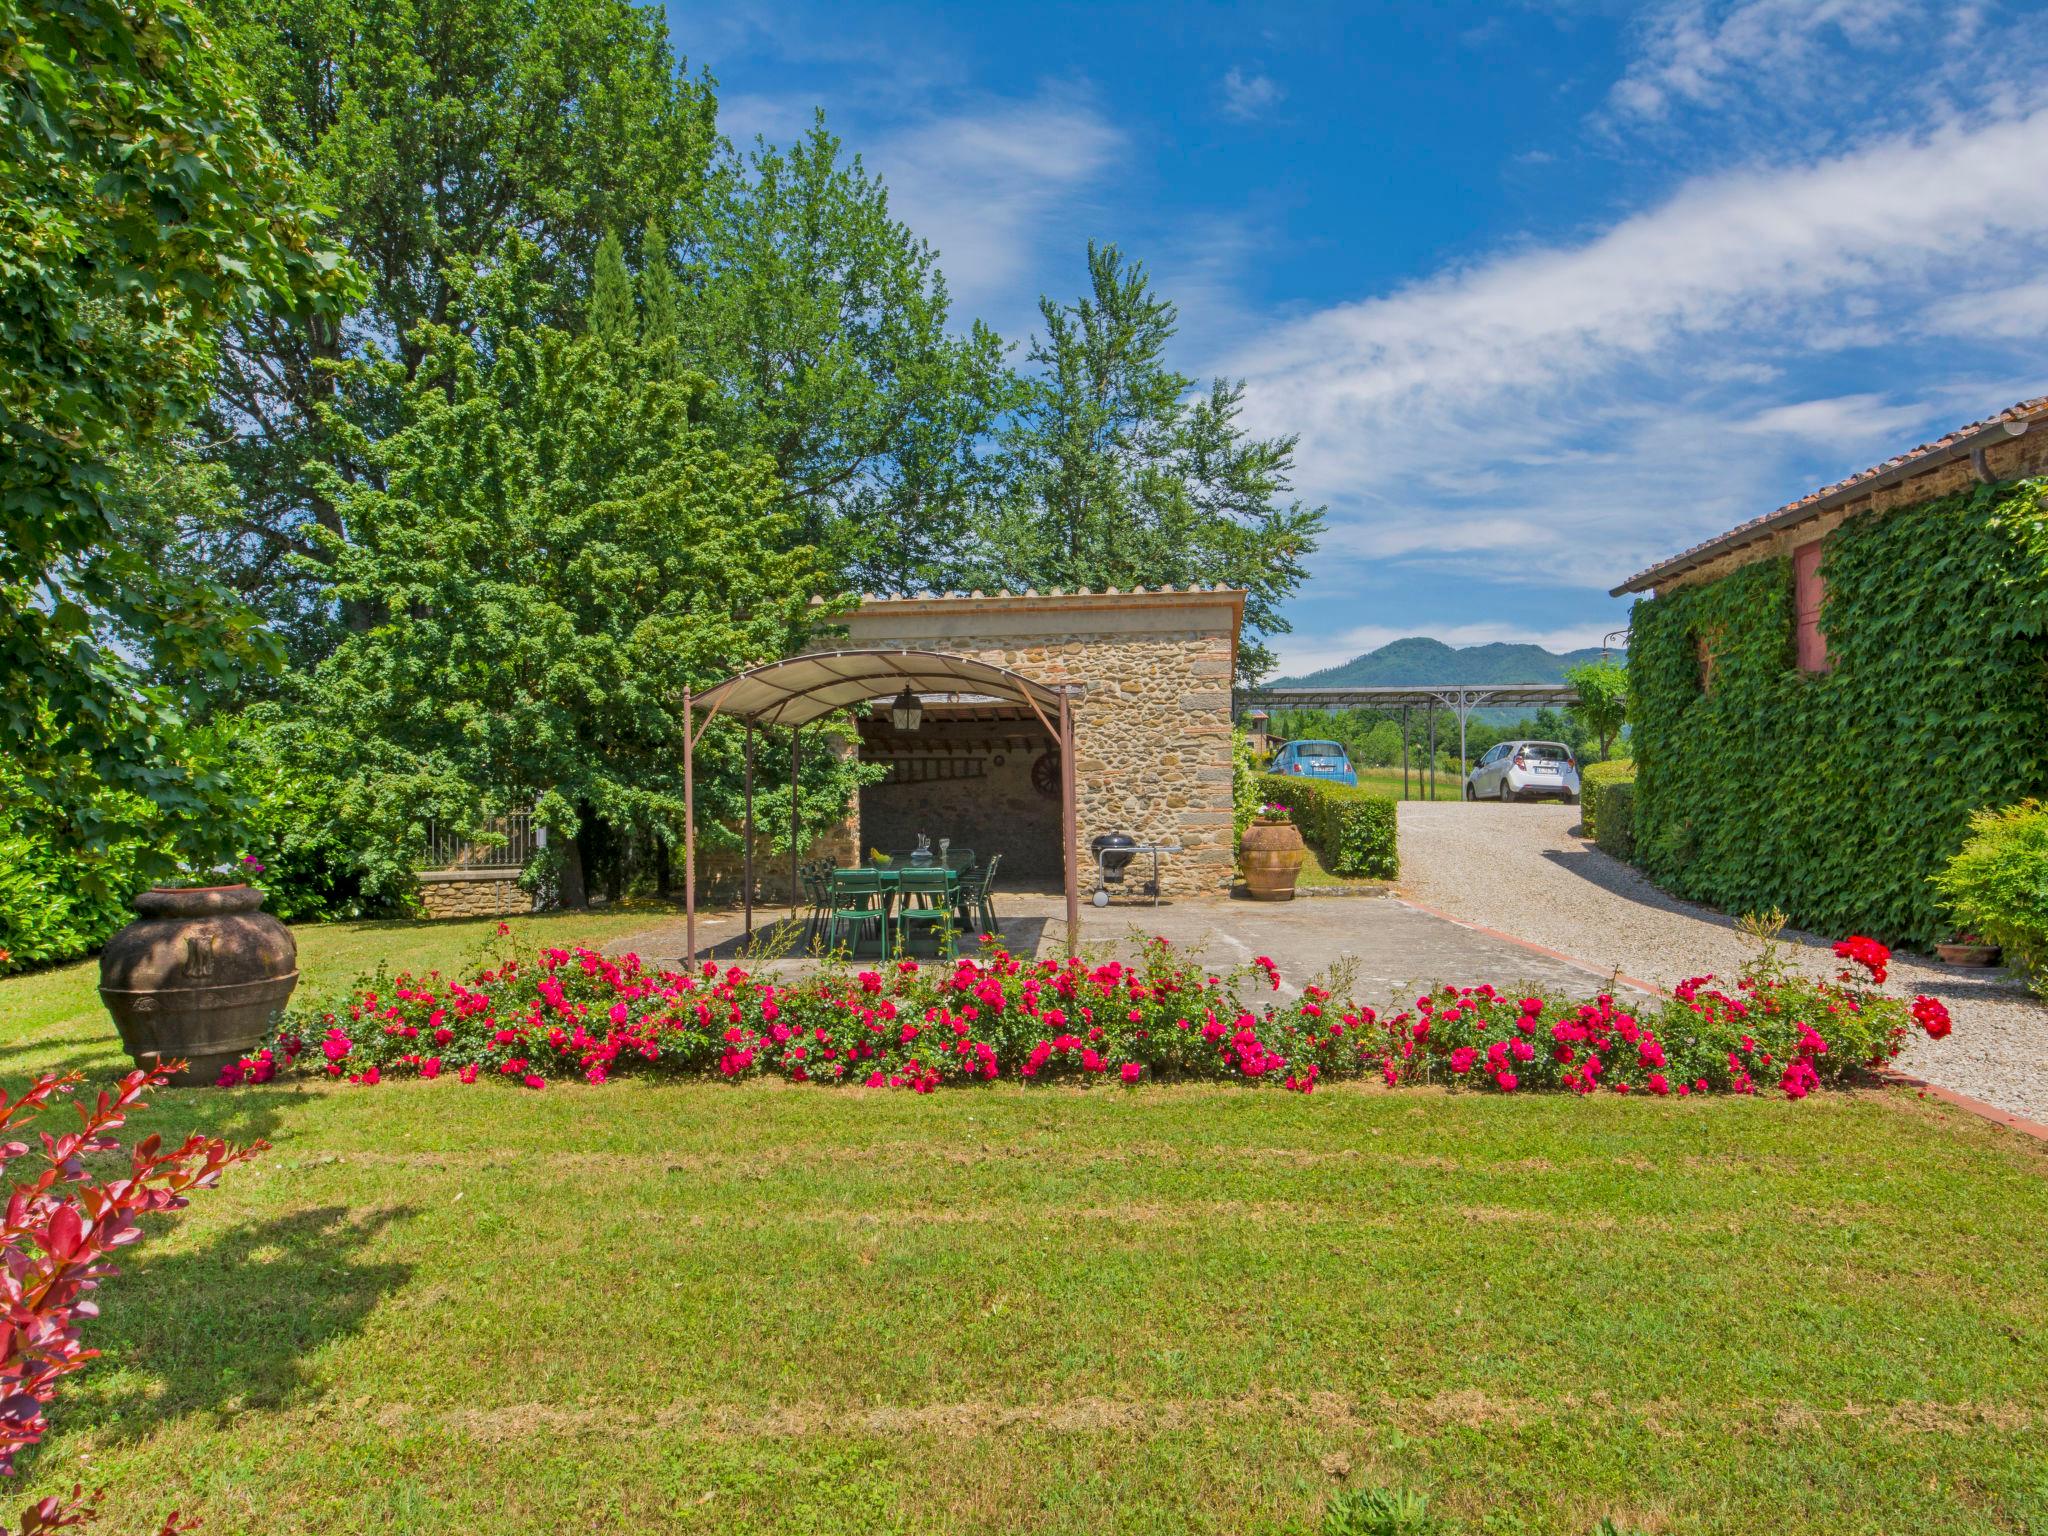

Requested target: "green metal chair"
[
  {"left": 892, "top": 867, "right": 956, "bottom": 959},
  {"left": 956, "top": 851, "right": 1002, "bottom": 936},
  {"left": 823, "top": 869, "right": 891, "bottom": 959},
  {"left": 798, "top": 860, "right": 834, "bottom": 951}
]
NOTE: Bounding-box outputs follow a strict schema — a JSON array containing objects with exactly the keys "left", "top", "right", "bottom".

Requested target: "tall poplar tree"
[{"left": 983, "top": 243, "right": 1324, "bottom": 680}]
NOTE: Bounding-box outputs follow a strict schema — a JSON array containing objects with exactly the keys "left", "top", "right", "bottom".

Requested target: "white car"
[{"left": 1466, "top": 740, "right": 1581, "bottom": 803}]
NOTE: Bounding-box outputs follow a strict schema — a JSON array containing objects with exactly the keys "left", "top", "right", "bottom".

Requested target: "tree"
[
  {"left": 981, "top": 243, "right": 1324, "bottom": 680},
  {"left": 671, "top": 118, "right": 1015, "bottom": 595},
  {"left": 1, "top": 0, "right": 359, "bottom": 875},
  {"left": 1565, "top": 658, "right": 1629, "bottom": 761},
  {"left": 291, "top": 292, "right": 854, "bottom": 906},
  {"left": 133, "top": 0, "right": 719, "bottom": 658}
]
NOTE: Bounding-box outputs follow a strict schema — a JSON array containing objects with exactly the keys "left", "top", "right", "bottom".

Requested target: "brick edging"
[{"left": 1394, "top": 893, "right": 2048, "bottom": 1145}]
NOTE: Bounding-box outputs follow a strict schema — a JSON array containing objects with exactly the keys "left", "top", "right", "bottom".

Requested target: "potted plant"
[
  {"left": 1240, "top": 801, "right": 1307, "bottom": 901},
  {"left": 1935, "top": 932, "right": 2001, "bottom": 967},
  {"left": 99, "top": 854, "right": 299, "bottom": 1086}
]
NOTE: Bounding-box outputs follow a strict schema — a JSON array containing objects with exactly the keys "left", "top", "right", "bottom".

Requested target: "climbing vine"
[{"left": 1626, "top": 478, "right": 2048, "bottom": 946}]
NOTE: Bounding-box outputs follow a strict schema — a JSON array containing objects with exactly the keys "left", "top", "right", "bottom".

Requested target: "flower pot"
[
  {"left": 1935, "top": 942, "right": 2001, "bottom": 967},
  {"left": 1240, "top": 821, "right": 1306, "bottom": 901},
  {"left": 99, "top": 885, "right": 298, "bottom": 1086}
]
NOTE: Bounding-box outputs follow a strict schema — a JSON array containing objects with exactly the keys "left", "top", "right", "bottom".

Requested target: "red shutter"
[{"left": 1793, "top": 541, "right": 1830, "bottom": 673}]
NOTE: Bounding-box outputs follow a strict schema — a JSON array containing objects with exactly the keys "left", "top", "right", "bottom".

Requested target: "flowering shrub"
[
  {"left": 0, "top": 1064, "right": 264, "bottom": 1475},
  {"left": 246, "top": 927, "right": 1955, "bottom": 1103}
]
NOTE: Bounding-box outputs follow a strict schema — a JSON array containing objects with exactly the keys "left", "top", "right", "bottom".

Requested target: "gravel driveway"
[{"left": 1397, "top": 800, "right": 2048, "bottom": 1120}]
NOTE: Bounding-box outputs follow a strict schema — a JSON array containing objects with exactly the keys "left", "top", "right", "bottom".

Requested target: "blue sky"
[{"left": 665, "top": 0, "right": 2048, "bottom": 676}]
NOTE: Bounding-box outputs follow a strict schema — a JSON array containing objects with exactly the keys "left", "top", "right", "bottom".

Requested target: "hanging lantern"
[{"left": 889, "top": 686, "right": 923, "bottom": 732}]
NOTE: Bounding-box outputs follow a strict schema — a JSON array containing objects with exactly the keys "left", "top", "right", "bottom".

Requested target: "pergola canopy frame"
[{"left": 683, "top": 650, "right": 1086, "bottom": 965}]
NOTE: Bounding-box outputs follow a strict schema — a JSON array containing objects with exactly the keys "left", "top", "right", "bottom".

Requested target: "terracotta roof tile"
[{"left": 1613, "top": 395, "right": 2048, "bottom": 595}]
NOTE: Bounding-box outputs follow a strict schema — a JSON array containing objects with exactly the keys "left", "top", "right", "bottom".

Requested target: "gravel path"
[{"left": 1396, "top": 800, "right": 2048, "bottom": 1121}]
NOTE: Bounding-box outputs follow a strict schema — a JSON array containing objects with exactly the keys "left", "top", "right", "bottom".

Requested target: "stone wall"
[
  {"left": 835, "top": 589, "right": 1243, "bottom": 899},
  {"left": 859, "top": 728, "right": 1061, "bottom": 881},
  {"left": 418, "top": 869, "right": 530, "bottom": 919}
]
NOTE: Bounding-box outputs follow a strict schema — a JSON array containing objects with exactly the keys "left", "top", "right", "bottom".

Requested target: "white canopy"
[{"left": 692, "top": 649, "right": 1069, "bottom": 731}]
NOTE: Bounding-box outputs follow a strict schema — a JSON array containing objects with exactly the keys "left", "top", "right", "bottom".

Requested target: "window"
[{"left": 1793, "top": 540, "right": 1830, "bottom": 673}]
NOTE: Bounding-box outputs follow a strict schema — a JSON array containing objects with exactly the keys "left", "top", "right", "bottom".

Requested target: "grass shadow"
[{"left": 57, "top": 1202, "right": 418, "bottom": 1450}]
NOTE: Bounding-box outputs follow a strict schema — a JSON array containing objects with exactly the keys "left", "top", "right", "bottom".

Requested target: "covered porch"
[{"left": 682, "top": 649, "right": 1085, "bottom": 965}]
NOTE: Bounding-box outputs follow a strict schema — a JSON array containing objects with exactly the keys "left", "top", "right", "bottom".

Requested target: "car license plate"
[{"left": 1535, "top": 764, "right": 1559, "bottom": 773}]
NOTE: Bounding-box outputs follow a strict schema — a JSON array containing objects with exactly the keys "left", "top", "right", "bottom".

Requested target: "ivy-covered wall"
[{"left": 1626, "top": 478, "right": 2048, "bottom": 946}]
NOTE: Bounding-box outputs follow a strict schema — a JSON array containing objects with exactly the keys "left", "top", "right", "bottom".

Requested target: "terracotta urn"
[
  {"left": 99, "top": 885, "right": 298, "bottom": 1086},
  {"left": 1935, "top": 941, "right": 2000, "bottom": 967},
  {"left": 1240, "top": 818, "right": 1306, "bottom": 901}
]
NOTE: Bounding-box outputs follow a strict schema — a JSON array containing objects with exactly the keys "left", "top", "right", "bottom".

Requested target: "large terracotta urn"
[
  {"left": 1240, "top": 818, "right": 1306, "bottom": 901},
  {"left": 99, "top": 886, "right": 298, "bottom": 1086}
]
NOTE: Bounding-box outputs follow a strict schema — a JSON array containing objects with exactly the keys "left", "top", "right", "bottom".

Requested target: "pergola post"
[
  {"left": 683, "top": 685, "right": 696, "bottom": 968},
  {"left": 1402, "top": 703, "right": 1410, "bottom": 801},
  {"left": 742, "top": 722, "right": 755, "bottom": 944},
  {"left": 788, "top": 726, "right": 801, "bottom": 929},
  {"left": 1059, "top": 688, "right": 1079, "bottom": 959},
  {"left": 1428, "top": 711, "right": 1437, "bottom": 800}
]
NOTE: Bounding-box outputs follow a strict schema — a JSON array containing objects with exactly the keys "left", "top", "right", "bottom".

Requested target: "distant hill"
[{"left": 1272, "top": 636, "right": 1615, "bottom": 688}]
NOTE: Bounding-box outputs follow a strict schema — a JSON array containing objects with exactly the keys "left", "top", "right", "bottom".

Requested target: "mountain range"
[{"left": 1271, "top": 636, "right": 1617, "bottom": 688}]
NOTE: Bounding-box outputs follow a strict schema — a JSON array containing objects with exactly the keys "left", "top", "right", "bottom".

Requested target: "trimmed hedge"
[
  {"left": 1626, "top": 477, "right": 2048, "bottom": 945},
  {"left": 1593, "top": 780, "right": 1635, "bottom": 861},
  {"left": 1255, "top": 774, "right": 1398, "bottom": 879},
  {"left": 1579, "top": 760, "right": 1636, "bottom": 843}
]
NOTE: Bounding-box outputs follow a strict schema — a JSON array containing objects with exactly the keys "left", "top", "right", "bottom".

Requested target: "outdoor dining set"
[{"left": 796, "top": 846, "right": 1003, "bottom": 959}]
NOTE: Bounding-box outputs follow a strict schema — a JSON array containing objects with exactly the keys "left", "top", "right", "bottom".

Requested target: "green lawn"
[
  {"left": 5, "top": 917, "right": 2047, "bottom": 1534},
  {"left": 1352, "top": 766, "right": 1466, "bottom": 801}
]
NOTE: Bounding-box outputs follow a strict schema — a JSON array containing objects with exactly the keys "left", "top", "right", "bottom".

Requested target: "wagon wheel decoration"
[{"left": 1031, "top": 745, "right": 1061, "bottom": 799}]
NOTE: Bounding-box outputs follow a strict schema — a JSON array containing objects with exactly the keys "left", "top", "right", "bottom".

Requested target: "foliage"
[
  {"left": 979, "top": 244, "right": 1325, "bottom": 680},
  {"left": 1626, "top": 479, "right": 2048, "bottom": 945},
  {"left": 0, "top": 1064, "right": 264, "bottom": 1472},
  {"left": 674, "top": 120, "right": 1014, "bottom": 596},
  {"left": 1931, "top": 799, "right": 2048, "bottom": 995},
  {"left": 136, "top": 0, "right": 714, "bottom": 657},
  {"left": 1231, "top": 727, "right": 1261, "bottom": 849},
  {"left": 1322, "top": 1486, "right": 1441, "bottom": 1536},
  {"left": 1579, "top": 760, "right": 1636, "bottom": 851},
  {"left": 1255, "top": 775, "right": 1398, "bottom": 880},
  {"left": 297, "top": 296, "right": 853, "bottom": 903},
  {"left": 1592, "top": 779, "right": 1636, "bottom": 861},
  {"left": 1, "top": 0, "right": 358, "bottom": 874},
  {"left": 1565, "top": 657, "right": 1628, "bottom": 760},
  {"left": 245, "top": 924, "right": 1950, "bottom": 1100}
]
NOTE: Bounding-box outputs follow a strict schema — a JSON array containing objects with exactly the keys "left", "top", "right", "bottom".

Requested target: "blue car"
[{"left": 1269, "top": 739, "right": 1359, "bottom": 787}]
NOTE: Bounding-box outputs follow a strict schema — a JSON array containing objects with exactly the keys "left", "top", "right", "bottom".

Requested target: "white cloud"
[
  {"left": 1609, "top": 0, "right": 1932, "bottom": 121},
  {"left": 1271, "top": 623, "right": 1618, "bottom": 680},
  {"left": 1923, "top": 277, "right": 2048, "bottom": 339},
  {"left": 1221, "top": 67, "right": 1285, "bottom": 121},
  {"left": 1221, "top": 106, "right": 2048, "bottom": 589},
  {"left": 867, "top": 86, "right": 1124, "bottom": 327}
]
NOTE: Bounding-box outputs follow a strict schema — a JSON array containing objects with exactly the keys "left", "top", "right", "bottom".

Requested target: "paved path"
[
  {"left": 1397, "top": 800, "right": 2048, "bottom": 1119},
  {"left": 604, "top": 888, "right": 1638, "bottom": 1016}
]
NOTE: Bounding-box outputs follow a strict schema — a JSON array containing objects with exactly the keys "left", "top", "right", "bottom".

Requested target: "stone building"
[{"left": 835, "top": 587, "right": 1244, "bottom": 900}]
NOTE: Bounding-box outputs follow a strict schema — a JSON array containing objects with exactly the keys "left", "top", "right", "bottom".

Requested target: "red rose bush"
[{"left": 239, "top": 926, "right": 1954, "bottom": 1102}]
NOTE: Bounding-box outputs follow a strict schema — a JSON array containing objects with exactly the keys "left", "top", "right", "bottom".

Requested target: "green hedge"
[
  {"left": 1593, "top": 780, "right": 1635, "bottom": 862},
  {"left": 1626, "top": 477, "right": 2048, "bottom": 945},
  {"left": 1255, "top": 774, "right": 1398, "bottom": 880},
  {"left": 1579, "top": 760, "right": 1636, "bottom": 843}
]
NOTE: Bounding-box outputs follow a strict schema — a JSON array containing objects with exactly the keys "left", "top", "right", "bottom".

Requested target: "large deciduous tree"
[
  {"left": 671, "top": 119, "right": 1015, "bottom": 596},
  {"left": 0, "top": 0, "right": 359, "bottom": 876},
  {"left": 1565, "top": 658, "right": 1629, "bottom": 762},
  {"left": 136, "top": 0, "right": 719, "bottom": 657},
  {"left": 980, "top": 243, "right": 1324, "bottom": 680},
  {"left": 291, "top": 275, "right": 853, "bottom": 905}
]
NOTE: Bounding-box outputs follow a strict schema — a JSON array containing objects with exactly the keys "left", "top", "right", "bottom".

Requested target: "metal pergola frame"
[{"left": 684, "top": 649, "right": 1086, "bottom": 965}]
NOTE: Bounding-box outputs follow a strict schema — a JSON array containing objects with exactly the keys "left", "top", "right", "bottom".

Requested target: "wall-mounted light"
[{"left": 889, "top": 686, "right": 923, "bottom": 732}]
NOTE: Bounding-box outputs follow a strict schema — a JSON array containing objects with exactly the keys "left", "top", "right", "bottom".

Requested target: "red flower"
[
  {"left": 1910, "top": 995, "right": 1952, "bottom": 1039},
  {"left": 1832, "top": 935, "right": 1890, "bottom": 984}
]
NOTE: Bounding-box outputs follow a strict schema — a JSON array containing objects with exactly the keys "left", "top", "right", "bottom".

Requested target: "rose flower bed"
[{"left": 228, "top": 928, "right": 1952, "bottom": 1100}]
